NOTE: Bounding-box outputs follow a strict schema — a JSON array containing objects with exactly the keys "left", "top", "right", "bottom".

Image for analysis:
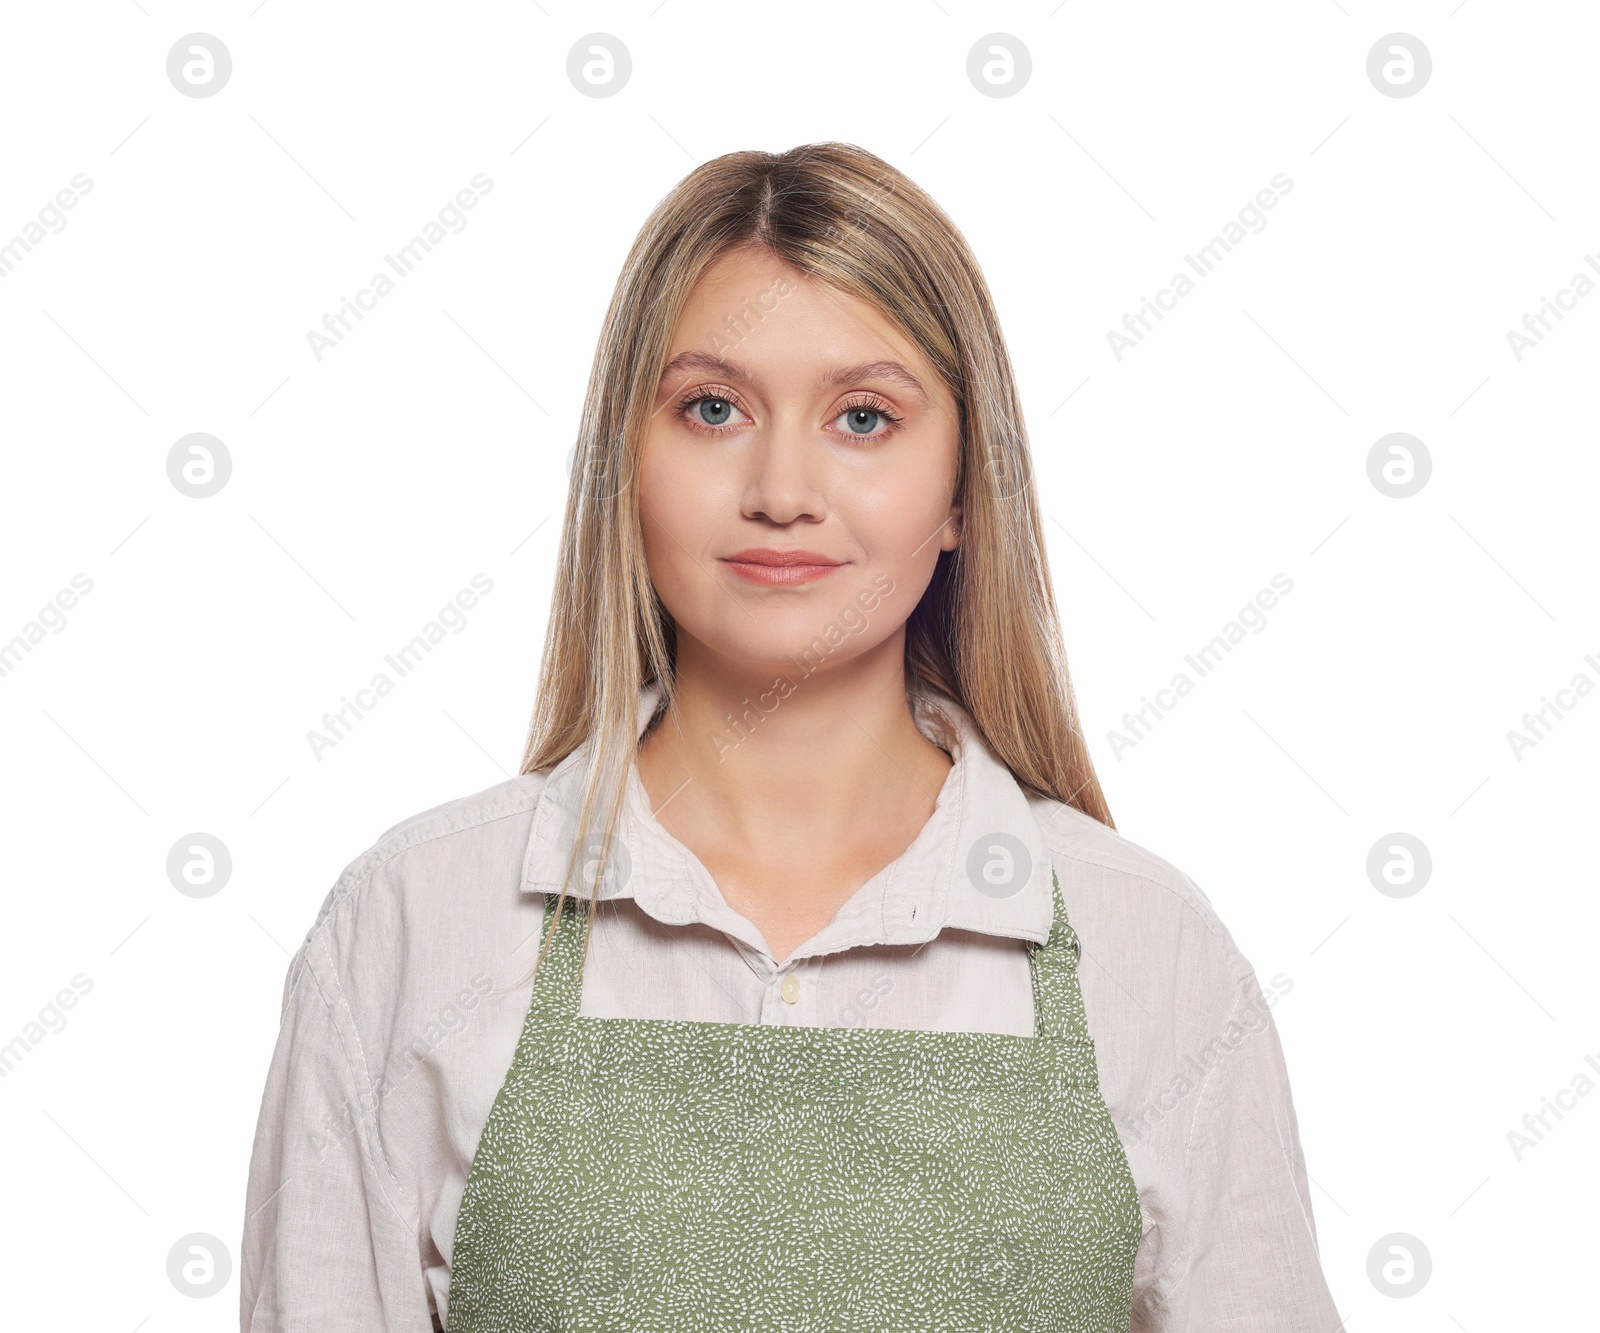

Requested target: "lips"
[
  {"left": 724, "top": 548, "right": 844, "bottom": 567},
  {"left": 720, "top": 548, "right": 847, "bottom": 587}
]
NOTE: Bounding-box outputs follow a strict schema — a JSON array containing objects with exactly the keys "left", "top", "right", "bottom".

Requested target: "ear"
[{"left": 940, "top": 502, "right": 963, "bottom": 552}]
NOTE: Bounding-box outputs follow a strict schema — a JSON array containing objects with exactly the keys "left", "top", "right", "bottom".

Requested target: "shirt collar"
[{"left": 519, "top": 680, "right": 1054, "bottom": 957}]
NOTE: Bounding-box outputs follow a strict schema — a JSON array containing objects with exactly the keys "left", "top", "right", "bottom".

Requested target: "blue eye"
[
  {"left": 831, "top": 403, "right": 900, "bottom": 437},
  {"left": 679, "top": 392, "right": 751, "bottom": 432}
]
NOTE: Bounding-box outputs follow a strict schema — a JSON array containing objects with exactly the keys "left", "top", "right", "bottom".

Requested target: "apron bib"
[{"left": 446, "top": 869, "right": 1140, "bottom": 1331}]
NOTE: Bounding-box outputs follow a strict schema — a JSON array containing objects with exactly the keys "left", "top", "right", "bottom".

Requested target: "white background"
[{"left": 1, "top": 2, "right": 1595, "bottom": 1328}]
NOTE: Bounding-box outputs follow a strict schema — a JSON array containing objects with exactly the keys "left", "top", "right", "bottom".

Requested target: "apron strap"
[
  {"left": 1028, "top": 868, "right": 1094, "bottom": 1042},
  {"left": 528, "top": 888, "right": 591, "bottom": 1020}
]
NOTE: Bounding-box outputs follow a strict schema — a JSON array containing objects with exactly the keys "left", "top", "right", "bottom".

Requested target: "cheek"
[
  {"left": 637, "top": 446, "right": 684, "bottom": 577},
  {"left": 637, "top": 437, "right": 726, "bottom": 589},
  {"left": 843, "top": 458, "right": 956, "bottom": 574}
]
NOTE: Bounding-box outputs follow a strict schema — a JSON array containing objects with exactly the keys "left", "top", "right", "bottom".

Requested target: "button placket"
[
  {"left": 755, "top": 964, "right": 784, "bottom": 1025},
  {"left": 763, "top": 958, "right": 816, "bottom": 1027},
  {"left": 779, "top": 957, "right": 826, "bottom": 1028}
]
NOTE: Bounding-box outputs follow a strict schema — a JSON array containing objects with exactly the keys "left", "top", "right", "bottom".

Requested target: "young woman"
[{"left": 241, "top": 143, "right": 1342, "bottom": 1331}]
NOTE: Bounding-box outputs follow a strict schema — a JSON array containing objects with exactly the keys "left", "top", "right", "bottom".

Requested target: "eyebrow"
[{"left": 657, "top": 351, "right": 931, "bottom": 406}]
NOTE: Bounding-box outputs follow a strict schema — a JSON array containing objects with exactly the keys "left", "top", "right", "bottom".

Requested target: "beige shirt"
[{"left": 240, "top": 682, "right": 1341, "bottom": 1330}]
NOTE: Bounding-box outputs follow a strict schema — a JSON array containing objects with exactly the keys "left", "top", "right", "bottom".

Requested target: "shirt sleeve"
[
  {"left": 239, "top": 925, "right": 439, "bottom": 1332},
  {"left": 1170, "top": 977, "right": 1343, "bottom": 1330}
]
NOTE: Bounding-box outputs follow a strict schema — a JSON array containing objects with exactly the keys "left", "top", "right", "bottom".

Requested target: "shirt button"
[{"left": 780, "top": 974, "right": 801, "bottom": 1004}]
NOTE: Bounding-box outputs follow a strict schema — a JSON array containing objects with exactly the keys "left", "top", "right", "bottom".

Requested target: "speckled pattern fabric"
[{"left": 445, "top": 869, "right": 1140, "bottom": 1331}]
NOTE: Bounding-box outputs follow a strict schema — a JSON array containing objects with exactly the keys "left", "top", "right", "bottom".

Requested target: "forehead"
[{"left": 668, "top": 247, "right": 928, "bottom": 376}]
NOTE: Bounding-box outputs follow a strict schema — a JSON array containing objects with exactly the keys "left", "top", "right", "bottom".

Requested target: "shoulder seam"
[
  {"left": 304, "top": 928, "right": 420, "bottom": 1234},
  {"left": 1136, "top": 978, "right": 1265, "bottom": 1293},
  {"left": 1166, "top": 975, "right": 1268, "bottom": 1289}
]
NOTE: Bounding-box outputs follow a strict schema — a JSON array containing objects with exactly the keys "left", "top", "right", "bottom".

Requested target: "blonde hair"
[{"left": 513, "top": 142, "right": 1112, "bottom": 989}]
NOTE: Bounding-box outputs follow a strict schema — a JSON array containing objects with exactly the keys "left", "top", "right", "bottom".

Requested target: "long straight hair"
[{"left": 514, "top": 142, "right": 1112, "bottom": 988}]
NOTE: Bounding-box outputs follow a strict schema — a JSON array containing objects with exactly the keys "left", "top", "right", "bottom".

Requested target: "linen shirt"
[{"left": 240, "top": 681, "right": 1343, "bottom": 1331}]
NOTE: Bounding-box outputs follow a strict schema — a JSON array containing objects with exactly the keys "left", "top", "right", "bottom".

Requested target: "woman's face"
[{"left": 638, "top": 246, "right": 962, "bottom": 680}]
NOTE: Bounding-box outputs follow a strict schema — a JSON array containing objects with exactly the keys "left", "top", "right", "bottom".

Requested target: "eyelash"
[{"left": 674, "top": 384, "right": 905, "bottom": 441}]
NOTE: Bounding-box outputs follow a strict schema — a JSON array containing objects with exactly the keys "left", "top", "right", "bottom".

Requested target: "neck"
[{"left": 635, "top": 635, "right": 952, "bottom": 864}]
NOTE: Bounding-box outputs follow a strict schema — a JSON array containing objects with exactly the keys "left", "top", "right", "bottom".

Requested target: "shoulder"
[
  {"left": 319, "top": 770, "right": 549, "bottom": 931},
  {"left": 1025, "top": 795, "right": 1284, "bottom": 1162},
  {"left": 370, "top": 770, "right": 549, "bottom": 852},
  {"left": 1025, "top": 791, "right": 1259, "bottom": 1011},
  {"left": 284, "top": 771, "right": 552, "bottom": 1007}
]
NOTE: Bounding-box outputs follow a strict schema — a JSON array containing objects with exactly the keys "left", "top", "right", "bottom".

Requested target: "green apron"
[{"left": 446, "top": 869, "right": 1140, "bottom": 1331}]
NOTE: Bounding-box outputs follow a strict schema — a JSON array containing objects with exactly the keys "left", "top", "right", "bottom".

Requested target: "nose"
[{"left": 740, "top": 411, "right": 827, "bottom": 527}]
